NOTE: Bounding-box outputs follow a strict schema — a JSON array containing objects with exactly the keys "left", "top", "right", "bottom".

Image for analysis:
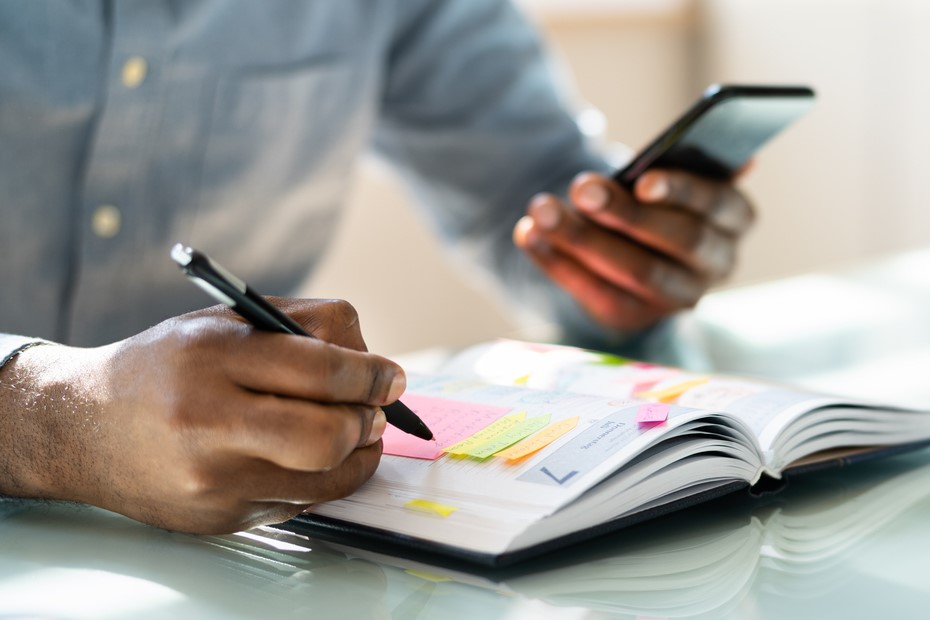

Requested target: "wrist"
[{"left": 0, "top": 343, "right": 100, "bottom": 501}]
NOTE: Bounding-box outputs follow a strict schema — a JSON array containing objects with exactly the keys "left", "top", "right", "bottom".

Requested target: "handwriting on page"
[{"left": 382, "top": 394, "right": 512, "bottom": 460}]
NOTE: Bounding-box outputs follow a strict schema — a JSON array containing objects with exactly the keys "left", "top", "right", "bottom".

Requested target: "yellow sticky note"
[
  {"left": 405, "top": 569, "right": 452, "bottom": 583},
  {"left": 404, "top": 499, "right": 458, "bottom": 518},
  {"left": 636, "top": 377, "right": 709, "bottom": 403},
  {"left": 495, "top": 416, "right": 579, "bottom": 461},
  {"left": 443, "top": 412, "right": 526, "bottom": 455},
  {"left": 460, "top": 414, "right": 551, "bottom": 459}
]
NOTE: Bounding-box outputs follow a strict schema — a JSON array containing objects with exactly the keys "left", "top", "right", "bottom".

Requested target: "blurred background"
[{"left": 305, "top": 0, "right": 930, "bottom": 356}]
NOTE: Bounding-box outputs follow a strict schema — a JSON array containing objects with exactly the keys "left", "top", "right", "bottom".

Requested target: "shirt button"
[
  {"left": 121, "top": 56, "right": 148, "bottom": 89},
  {"left": 92, "top": 205, "right": 122, "bottom": 238}
]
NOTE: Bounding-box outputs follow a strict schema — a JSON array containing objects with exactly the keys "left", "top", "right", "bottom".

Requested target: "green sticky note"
[
  {"left": 443, "top": 412, "right": 527, "bottom": 455},
  {"left": 588, "top": 352, "right": 630, "bottom": 366},
  {"left": 462, "top": 414, "right": 552, "bottom": 459}
]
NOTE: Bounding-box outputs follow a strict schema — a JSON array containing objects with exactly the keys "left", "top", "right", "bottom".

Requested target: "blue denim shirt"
[{"left": 0, "top": 0, "right": 679, "bottom": 365}]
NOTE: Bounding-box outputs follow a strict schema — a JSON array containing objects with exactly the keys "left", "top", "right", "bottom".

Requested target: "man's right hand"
[{"left": 0, "top": 298, "right": 404, "bottom": 534}]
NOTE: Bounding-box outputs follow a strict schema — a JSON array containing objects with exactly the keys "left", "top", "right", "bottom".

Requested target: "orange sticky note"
[
  {"left": 636, "top": 377, "right": 709, "bottom": 403},
  {"left": 461, "top": 414, "right": 551, "bottom": 459},
  {"left": 494, "top": 416, "right": 580, "bottom": 461}
]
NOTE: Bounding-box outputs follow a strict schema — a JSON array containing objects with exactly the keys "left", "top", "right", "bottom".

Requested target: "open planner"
[{"left": 282, "top": 339, "right": 930, "bottom": 566}]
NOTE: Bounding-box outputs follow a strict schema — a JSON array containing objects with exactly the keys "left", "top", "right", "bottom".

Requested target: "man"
[{"left": 0, "top": 1, "right": 752, "bottom": 533}]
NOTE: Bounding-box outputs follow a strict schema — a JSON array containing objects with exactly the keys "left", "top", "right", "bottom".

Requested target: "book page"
[
  {"left": 442, "top": 340, "right": 850, "bottom": 463},
  {"left": 309, "top": 374, "right": 758, "bottom": 555}
]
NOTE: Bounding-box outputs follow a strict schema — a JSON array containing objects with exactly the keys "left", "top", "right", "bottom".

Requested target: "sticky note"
[
  {"left": 459, "top": 414, "right": 551, "bottom": 459},
  {"left": 589, "top": 352, "right": 630, "bottom": 366},
  {"left": 382, "top": 394, "right": 512, "bottom": 460},
  {"left": 404, "top": 499, "right": 458, "bottom": 517},
  {"left": 630, "top": 380, "right": 661, "bottom": 396},
  {"left": 636, "top": 377, "right": 709, "bottom": 403},
  {"left": 636, "top": 403, "right": 669, "bottom": 425},
  {"left": 627, "top": 368, "right": 680, "bottom": 384},
  {"left": 495, "top": 416, "right": 579, "bottom": 461},
  {"left": 404, "top": 569, "right": 453, "bottom": 583},
  {"left": 443, "top": 412, "right": 527, "bottom": 455}
]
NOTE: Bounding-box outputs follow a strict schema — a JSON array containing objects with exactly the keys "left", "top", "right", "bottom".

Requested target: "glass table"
[{"left": 3, "top": 250, "right": 930, "bottom": 619}]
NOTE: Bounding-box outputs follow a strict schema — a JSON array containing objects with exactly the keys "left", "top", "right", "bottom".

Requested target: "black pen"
[{"left": 170, "top": 243, "right": 433, "bottom": 441}]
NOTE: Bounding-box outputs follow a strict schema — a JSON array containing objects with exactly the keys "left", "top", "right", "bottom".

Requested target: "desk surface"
[{"left": 4, "top": 250, "right": 930, "bottom": 619}]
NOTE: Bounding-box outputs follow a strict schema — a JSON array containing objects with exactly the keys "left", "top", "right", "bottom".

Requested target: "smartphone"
[{"left": 614, "top": 84, "right": 815, "bottom": 188}]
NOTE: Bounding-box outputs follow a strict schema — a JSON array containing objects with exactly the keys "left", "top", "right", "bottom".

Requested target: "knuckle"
[
  {"left": 179, "top": 464, "right": 221, "bottom": 499},
  {"left": 365, "top": 359, "right": 391, "bottom": 403},
  {"left": 324, "top": 299, "right": 360, "bottom": 330}
]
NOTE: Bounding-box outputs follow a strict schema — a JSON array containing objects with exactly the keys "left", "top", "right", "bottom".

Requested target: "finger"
[
  {"left": 635, "top": 170, "right": 755, "bottom": 235},
  {"left": 514, "top": 216, "right": 670, "bottom": 331},
  {"left": 570, "top": 175, "right": 736, "bottom": 278},
  {"left": 206, "top": 392, "right": 386, "bottom": 470},
  {"left": 247, "top": 441, "right": 381, "bottom": 505},
  {"left": 192, "top": 442, "right": 381, "bottom": 510},
  {"left": 216, "top": 331, "right": 406, "bottom": 406},
  {"left": 268, "top": 297, "right": 369, "bottom": 352},
  {"left": 169, "top": 443, "right": 381, "bottom": 533},
  {"left": 522, "top": 195, "right": 705, "bottom": 308}
]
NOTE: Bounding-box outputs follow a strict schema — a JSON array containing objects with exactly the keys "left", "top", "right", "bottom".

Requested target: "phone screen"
[{"left": 616, "top": 85, "right": 815, "bottom": 187}]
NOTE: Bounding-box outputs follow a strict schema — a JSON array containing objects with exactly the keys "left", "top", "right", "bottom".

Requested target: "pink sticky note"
[
  {"left": 636, "top": 402, "right": 669, "bottom": 425},
  {"left": 382, "top": 394, "right": 512, "bottom": 460},
  {"left": 630, "top": 380, "right": 660, "bottom": 396}
]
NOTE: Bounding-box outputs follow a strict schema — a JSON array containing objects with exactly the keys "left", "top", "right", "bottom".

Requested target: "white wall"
[
  {"left": 306, "top": 0, "right": 930, "bottom": 356},
  {"left": 696, "top": 0, "right": 930, "bottom": 284}
]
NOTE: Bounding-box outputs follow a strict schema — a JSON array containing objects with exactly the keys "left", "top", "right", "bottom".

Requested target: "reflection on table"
[{"left": 2, "top": 447, "right": 930, "bottom": 619}]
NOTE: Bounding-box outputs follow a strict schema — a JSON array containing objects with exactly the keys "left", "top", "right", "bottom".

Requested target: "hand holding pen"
[
  {"left": 0, "top": 274, "right": 408, "bottom": 535},
  {"left": 171, "top": 243, "right": 433, "bottom": 441}
]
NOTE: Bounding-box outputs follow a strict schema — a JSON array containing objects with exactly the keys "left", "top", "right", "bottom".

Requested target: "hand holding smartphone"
[{"left": 614, "top": 84, "right": 815, "bottom": 188}]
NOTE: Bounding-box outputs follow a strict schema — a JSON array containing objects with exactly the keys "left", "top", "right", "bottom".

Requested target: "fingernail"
[
  {"left": 364, "top": 409, "right": 386, "bottom": 446},
  {"left": 515, "top": 216, "right": 553, "bottom": 257},
  {"left": 638, "top": 173, "right": 669, "bottom": 202},
  {"left": 388, "top": 370, "right": 406, "bottom": 402},
  {"left": 576, "top": 182, "right": 609, "bottom": 212},
  {"left": 513, "top": 215, "right": 533, "bottom": 248},
  {"left": 530, "top": 196, "right": 561, "bottom": 231}
]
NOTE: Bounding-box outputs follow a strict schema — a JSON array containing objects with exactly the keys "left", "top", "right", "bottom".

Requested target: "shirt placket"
[{"left": 67, "top": 3, "right": 171, "bottom": 344}]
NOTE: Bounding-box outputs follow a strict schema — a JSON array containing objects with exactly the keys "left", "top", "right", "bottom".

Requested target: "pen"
[{"left": 170, "top": 243, "right": 433, "bottom": 441}]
